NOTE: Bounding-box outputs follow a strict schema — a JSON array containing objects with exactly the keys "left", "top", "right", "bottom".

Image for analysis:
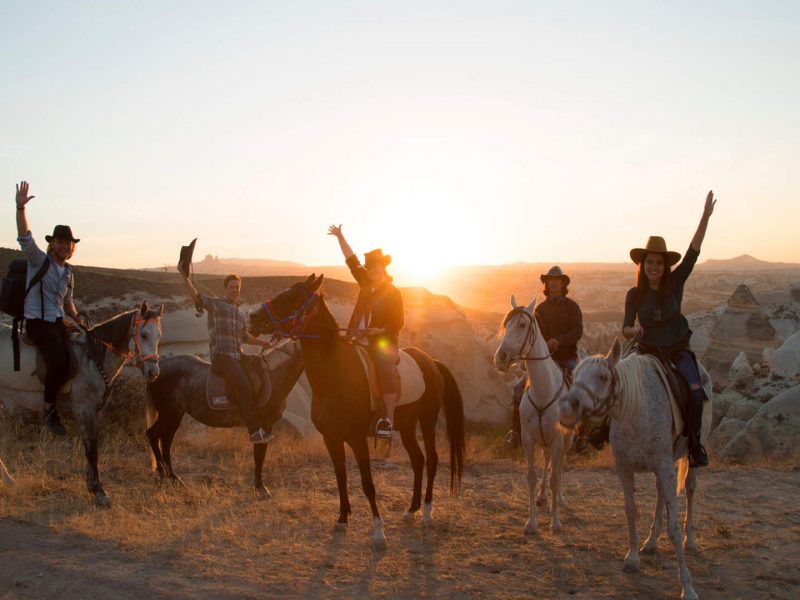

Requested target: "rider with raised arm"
[
  {"left": 328, "top": 225, "right": 404, "bottom": 438},
  {"left": 622, "top": 191, "right": 717, "bottom": 468},
  {"left": 181, "top": 271, "right": 274, "bottom": 444},
  {"left": 14, "top": 181, "right": 82, "bottom": 436},
  {"left": 506, "top": 266, "right": 583, "bottom": 448}
]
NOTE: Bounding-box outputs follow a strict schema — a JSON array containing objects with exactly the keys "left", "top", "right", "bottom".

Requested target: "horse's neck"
[
  {"left": 523, "top": 337, "right": 562, "bottom": 401},
  {"left": 268, "top": 350, "right": 305, "bottom": 399},
  {"left": 299, "top": 337, "right": 343, "bottom": 394}
]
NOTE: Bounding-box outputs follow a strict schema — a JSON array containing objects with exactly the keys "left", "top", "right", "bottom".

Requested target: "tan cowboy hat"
[
  {"left": 540, "top": 265, "right": 570, "bottom": 285},
  {"left": 364, "top": 248, "right": 391, "bottom": 268},
  {"left": 630, "top": 236, "right": 681, "bottom": 267}
]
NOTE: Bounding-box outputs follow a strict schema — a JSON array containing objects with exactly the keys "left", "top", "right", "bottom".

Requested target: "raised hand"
[
  {"left": 327, "top": 224, "right": 344, "bottom": 238},
  {"left": 15, "top": 181, "right": 34, "bottom": 208},
  {"left": 703, "top": 190, "right": 716, "bottom": 218}
]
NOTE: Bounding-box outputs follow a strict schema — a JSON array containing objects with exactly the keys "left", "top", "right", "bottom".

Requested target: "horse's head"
[
  {"left": 493, "top": 294, "right": 540, "bottom": 372},
  {"left": 558, "top": 338, "right": 621, "bottom": 429},
  {"left": 249, "top": 274, "right": 324, "bottom": 338},
  {"left": 134, "top": 300, "right": 164, "bottom": 382}
]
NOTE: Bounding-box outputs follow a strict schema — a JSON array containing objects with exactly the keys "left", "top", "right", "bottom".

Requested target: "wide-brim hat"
[
  {"left": 630, "top": 236, "right": 680, "bottom": 266},
  {"left": 540, "top": 265, "right": 570, "bottom": 285},
  {"left": 364, "top": 248, "right": 391, "bottom": 268},
  {"left": 45, "top": 225, "right": 80, "bottom": 244}
]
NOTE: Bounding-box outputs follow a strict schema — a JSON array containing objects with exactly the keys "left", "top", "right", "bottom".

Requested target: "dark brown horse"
[{"left": 250, "top": 275, "right": 465, "bottom": 545}]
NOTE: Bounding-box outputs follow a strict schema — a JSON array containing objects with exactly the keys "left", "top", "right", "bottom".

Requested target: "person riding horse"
[
  {"left": 180, "top": 267, "right": 274, "bottom": 444},
  {"left": 506, "top": 265, "right": 583, "bottom": 448},
  {"left": 328, "top": 224, "right": 404, "bottom": 438},
  {"left": 622, "top": 191, "right": 717, "bottom": 468},
  {"left": 14, "top": 181, "right": 83, "bottom": 436}
]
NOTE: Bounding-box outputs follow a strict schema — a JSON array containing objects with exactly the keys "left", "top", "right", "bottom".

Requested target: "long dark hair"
[
  {"left": 635, "top": 253, "right": 672, "bottom": 305},
  {"left": 542, "top": 281, "right": 569, "bottom": 297}
]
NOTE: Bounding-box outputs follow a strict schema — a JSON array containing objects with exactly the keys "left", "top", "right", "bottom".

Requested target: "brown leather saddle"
[{"left": 207, "top": 355, "right": 271, "bottom": 411}]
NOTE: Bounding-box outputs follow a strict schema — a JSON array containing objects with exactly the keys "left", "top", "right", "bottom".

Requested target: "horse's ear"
[
  {"left": 305, "top": 273, "right": 316, "bottom": 283},
  {"left": 158, "top": 302, "right": 165, "bottom": 316},
  {"left": 606, "top": 338, "right": 621, "bottom": 366},
  {"left": 511, "top": 294, "right": 518, "bottom": 309},
  {"left": 140, "top": 300, "right": 149, "bottom": 316},
  {"left": 526, "top": 295, "right": 537, "bottom": 313},
  {"left": 310, "top": 274, "right": 324, "bottom": 292}
]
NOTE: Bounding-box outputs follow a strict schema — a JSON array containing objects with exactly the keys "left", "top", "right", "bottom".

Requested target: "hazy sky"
[{"left": 1, "top": 1, "right": 798, "bottom": 284}]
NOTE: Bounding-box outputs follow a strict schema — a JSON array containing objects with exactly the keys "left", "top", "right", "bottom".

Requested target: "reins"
[
  {"left": 503, "top": 308, "right": 554, "bottom": 362},
  {"left": 260, "top": 290, "right": 322, "bottom": 341}
]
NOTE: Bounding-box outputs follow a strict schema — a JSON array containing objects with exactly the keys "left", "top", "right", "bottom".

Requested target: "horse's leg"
[
  {"left": 657, "top": 464, "right": 698, "bottom": 600},
  {"left": 641, "top": 475, "right": 664, "bottom": 555},
  {"left": 549, "top": 439, "right": 564, "bottom": 533},
  {"left": 399, "top": 424, "right": 424, "bottom": 520},
  {"left": 559, "top": 432, "right": 572, "bottom": 508},
  {"left": 158, "top": 413, "right": 185, "bottom": 485},
  {"left": 618, "top": 467, "right": 639, "bottom": 573},
  {"left": 523, "top": 435, "right": 538, "bottom": 535},
  {"left": 537, "top": 445, "right": 550, "bottom": 507},
  {"left": 145, "top": 414, "right": 167, "bottom": 480},
  {"left": 77, "top": 411, "right": 110, "bottom": 507},
  {"left": 323, "top": 435, "right": 351, "bottom": 528},
  {"left": 253, "top": 443, "right": 271, "bottom": 500},
  {"left": 349, "top": 435, "right": 386, "bottom": 547},
  {"left": 683, "top": 468, "right": 698, "bottom": 555},
  {"left": 420, "top": 416, "right": 438, "bottom": 523}
]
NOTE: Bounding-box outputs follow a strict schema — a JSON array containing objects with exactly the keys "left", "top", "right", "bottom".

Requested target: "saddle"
[
  {"left": 637, "top": 352, "right": 690, "bottom": 437},
  {"left": 352, "top": 344, "right": 401, "bottom": 413},
  {"left": 206, "top": 355, "right": 271, "bottom": 411},
  {"left": 22, "top": 330, "right": 80, "bottom": 394}
]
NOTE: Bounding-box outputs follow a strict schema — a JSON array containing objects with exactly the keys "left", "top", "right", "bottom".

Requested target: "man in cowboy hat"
[
  {"left": 506, "top": 265, "right": 584, "bottom": 448},
  {"left": 14, "top": 181, "right": 82, "bottom": 435}
]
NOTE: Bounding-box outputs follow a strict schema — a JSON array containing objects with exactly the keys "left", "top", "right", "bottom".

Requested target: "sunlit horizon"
[{"left": 1, "top": 1, "right": 798, "bottom": 282}]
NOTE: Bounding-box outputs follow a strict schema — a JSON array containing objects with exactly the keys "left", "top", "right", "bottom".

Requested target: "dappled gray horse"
[
  {"left": 558, "top": 339, "right": 712, "bottom": 600},
  {"left": 0, "top": 301, "right": 163, "bottom": 506}
]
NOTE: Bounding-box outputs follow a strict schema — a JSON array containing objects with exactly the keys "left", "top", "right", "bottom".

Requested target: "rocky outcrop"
[
  {"left": 727, "top": 352, "right": 755, "bottom": 390},
  {"left": 714, "top": 385, "right": 800, "bottom": 464},
  {"left": 770, "top": 331, "right": 800, "bottom": 380},
  {"left": 703, "top": 284, "right": 778, "bottom": 384}
]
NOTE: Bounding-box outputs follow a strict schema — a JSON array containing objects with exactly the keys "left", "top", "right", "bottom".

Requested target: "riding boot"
[
  {"left": 43, "top": 403, "right": 66, "bottom": 436},
  {"left": 688, "top": 388, "right": 709, "bottom": 468}
]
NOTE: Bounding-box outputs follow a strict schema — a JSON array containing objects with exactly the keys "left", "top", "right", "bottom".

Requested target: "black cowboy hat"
[
  {"left": 364, "top": 248, "right": 391, "bottom": 268},
  {"left": 178, "top": 238, "right": 197, "bottom": 278},
  {"left": 540, "top": 265, "right": 570, "bottom": 285},
  {"left": 45, "top": 225, "right": 80, "bottom": 244}
]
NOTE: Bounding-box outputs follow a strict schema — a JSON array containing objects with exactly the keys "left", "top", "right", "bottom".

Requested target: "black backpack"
[{"left": 0, "top": 259, "right": 50, "bottom": 370}]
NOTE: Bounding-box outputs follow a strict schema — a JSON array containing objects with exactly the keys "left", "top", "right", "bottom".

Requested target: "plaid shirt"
[{"left": 200, "top": 295, "right": 249, "bottom": 359}]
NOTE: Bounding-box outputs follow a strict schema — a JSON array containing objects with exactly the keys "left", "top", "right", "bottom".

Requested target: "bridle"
[
  {"left": 502, "top": 308, "right": 553, "bottom": 362},
  {"left": 571, "top": 361, "right": 619, "bottom": 421},
  {"left": 259, "top": 289, "right": 322, "bottom": 341}
]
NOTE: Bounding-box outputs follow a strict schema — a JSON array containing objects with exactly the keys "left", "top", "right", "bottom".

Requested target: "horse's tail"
[
  {"left": 435, "top": 360, "right": 465, "bottom": 494},
  {"left": 676, "top": 456, "right": 690, "bottom": 496}
]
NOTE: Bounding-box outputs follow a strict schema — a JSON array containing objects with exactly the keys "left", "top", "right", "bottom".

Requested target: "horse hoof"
[
  {"left": 372, "top": 535, "right": 388, "bottom": 549},
  {"left": 94, "top": 494, "right": 112, "bottom": 509},
  {"left": 681, "top": 588, "right": 699, "bottom": 600},
  {"left": 550, "top": 522, "right": 563, "bottom": 534},
  {"left": 524, "top": 522, "right": 537, "bottom": 536},
  {"left": 255, "top": 485, "right": 272, "bottom": 500},
  {"left": 422, "top": 514, "right": 434, "bottom": 525},
  {"left": 640, "top": 543, "right": 657, "bottom": 556},
  {"left": 334, "top": 521, "right": 348, "bottom": 532},
  {"left": 402, "top": 511, "right": 417, "bottom": 522},
  {"left": 623, "top": 559, "right": 640, "bottom": 574}
]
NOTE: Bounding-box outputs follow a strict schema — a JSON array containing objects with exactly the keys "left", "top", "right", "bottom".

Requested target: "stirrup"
[
  {"left": 249, "top": 428, "right": 275, "bottom": 445},
  {"left": 375, "top": 418, "right": 393, "bottom": 438},
  {"left": 689, "top": 442, "right": 709, "bottom": 468}
]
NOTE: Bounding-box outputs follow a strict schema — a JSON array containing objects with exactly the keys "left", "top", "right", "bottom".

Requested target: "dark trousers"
[
  {"left": 211, "top": 354, "right": 259, "bottom": 434},
  {"left": 25, "top": 318, "right": 71, "bottom": 407},
  {"left": 370, "top": 337, "right": 399, "bottom": 396}
]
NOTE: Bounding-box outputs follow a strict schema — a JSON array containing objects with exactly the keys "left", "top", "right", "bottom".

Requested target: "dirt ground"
[{"left": 1, "top": 423, "right": 799, "bottom": 600}]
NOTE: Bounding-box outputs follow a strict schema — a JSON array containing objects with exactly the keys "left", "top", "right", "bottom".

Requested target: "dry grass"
[{"left": 1, "top": 412, "right": 799, "bottom": 599}]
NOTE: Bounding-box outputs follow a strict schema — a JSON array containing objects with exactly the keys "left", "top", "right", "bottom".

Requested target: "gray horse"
[
  {"left": 144, "top": 339, "right": 303, "bottom": 498},
  {"left": 0, "top": 301, "right": 163, "bottom": 506},
  {"left": 558, "top": 338, "right": 712, "bottom": 600}
]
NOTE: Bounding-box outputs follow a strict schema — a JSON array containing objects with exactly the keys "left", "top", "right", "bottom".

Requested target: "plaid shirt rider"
[{"left": 200, "top": 294, "right": 249, "bottom": 360}]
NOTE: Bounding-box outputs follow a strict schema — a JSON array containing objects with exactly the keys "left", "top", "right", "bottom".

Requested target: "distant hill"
[{"left": 696, "top": 254, "right": 800, "bottom": 271}]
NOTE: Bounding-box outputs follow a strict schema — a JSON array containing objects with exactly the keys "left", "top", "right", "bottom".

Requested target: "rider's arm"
[
  {"left": 690, "top": 190, "right": 715, "bottom": 252},
  {"left": 14, "top": 182, "right": 46, "bottom": 267},
  {"left": 382, "top": 288, "right": 404, "bottom": 338},
  {"left": 328, "top": 224, "right": 371, "bottom": 287},
  {"left": 242, "top": 331, "right": 271, "bottom": 348},
  {"left": 64, "top": 276, "right": 78, "bottom": 319},
  {"left": 622, "top": 288, "right": 640, "bottom": 339},
  {"left": 182, "top": 275, "right": 203, "bottom": 308}
]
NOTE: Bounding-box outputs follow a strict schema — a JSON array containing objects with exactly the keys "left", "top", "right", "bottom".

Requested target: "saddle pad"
[
  {"left": 206, "top": 364, "right": 267, "bottom": 411},
  {"left": 641, "top": 354, "right": 684, "bottom": 437},
  {"left": 353, "top": 345, "right": 425, "bottom": 413},
  {"left": 0, "top": 325, "right": 77, "bottom": 394}
]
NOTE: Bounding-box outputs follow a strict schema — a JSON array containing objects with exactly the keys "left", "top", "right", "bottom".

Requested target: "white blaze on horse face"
[
  {"left": 494, "top": 310, "right": 529, "bottom": 371},
  {"left": 137, "top": 318, "right": 162, "bottom": 381}
]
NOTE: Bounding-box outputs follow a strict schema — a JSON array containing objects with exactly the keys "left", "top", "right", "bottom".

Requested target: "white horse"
[
  {"left": 558, "top": 338, "right": 712, "bottom": 600},
  {"left": 0, "top": 301, "right": 163, "bottom": 506},
  {"left": 494, "top": 295, "right": 572, "bottom": 533}
]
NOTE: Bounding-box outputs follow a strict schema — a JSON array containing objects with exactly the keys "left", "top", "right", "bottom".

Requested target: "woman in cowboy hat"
[
  {"left": 14, "top": 181, "right": 83, "bottom": 436},
  {"left": 507, "top": 265, "right": 584, "bottom": 448},
  {"left": 328, "top": 224, "right": 404, "bottom": 438},
  {"left": 622, "top": 190, "right": 717, "bottom": 467}
]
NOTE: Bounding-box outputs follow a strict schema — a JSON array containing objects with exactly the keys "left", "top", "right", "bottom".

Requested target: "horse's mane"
[
  {"left": 498, "top": 306, "right": 537, "bottom": 338},
  {"left": 84, "top": 307, "right": 160, "bottom": 364},
  {"left": 574, "top": 353, "right": 654, "bottom": 421}
]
